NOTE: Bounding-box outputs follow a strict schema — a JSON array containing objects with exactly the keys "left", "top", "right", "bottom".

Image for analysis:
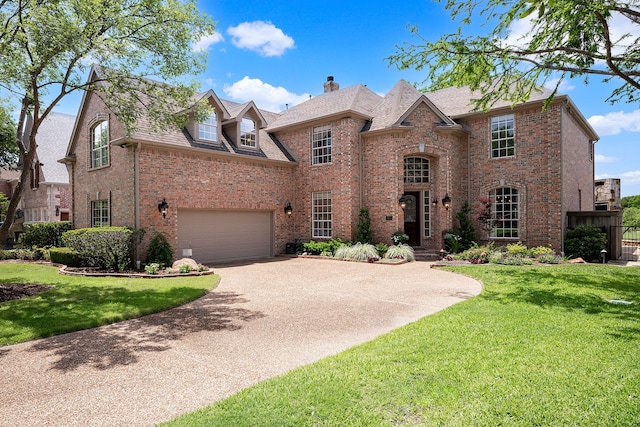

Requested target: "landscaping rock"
[{"left": 172, "top": 258, "right": 199, "bottom": 271}]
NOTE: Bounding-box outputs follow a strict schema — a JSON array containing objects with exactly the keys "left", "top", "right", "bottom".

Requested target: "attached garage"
[{"left": 177, "top": 209, "right": 273, "bottom": 264}]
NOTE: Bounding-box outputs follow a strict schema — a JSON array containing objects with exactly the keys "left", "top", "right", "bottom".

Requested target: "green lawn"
[
  {"left": 0, "top": 263, "right": 219, "bottom": 346},
  {"left": 163, "top": 264, "right": 640, "bottom": 427}
]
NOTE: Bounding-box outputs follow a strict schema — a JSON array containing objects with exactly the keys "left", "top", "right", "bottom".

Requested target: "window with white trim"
[
  {"left": 423, "top": 191, "right": 431, "bottom": 238},
  {"left": 91, "top": 200, "right": 109, "bottom": 227},
  {"left": 199, "top": 113, "right": 218, "bottom": 142},
  {"left": 404, "top": 157, "right": 430, "bottom": 183},
  {"left": 240, "top": 118, "right": 257, "bottom": 147},
  {"left": 490, "top": 114, "right": 515, "bottom": 158},
  {"left": 312, "top": 124, "right": 332, "bottom": 165},
  {"left": 312, "top": 191, "right": 332, "bottom": 238},
  {"left": 490, "top": 187, "right": 519, "bottom": 238},
  {"left": 90, "top": 121, "right": 109, "bottom": 168}
]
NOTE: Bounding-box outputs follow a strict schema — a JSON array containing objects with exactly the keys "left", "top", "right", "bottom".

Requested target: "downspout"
[
  {"left": 560, "top": 104, "right": 565, "bottom": 256},
  {"left": 134, "top": 142, "right": 141, "bottom": 269},
  {"left": 358, "top": 133, "right": 363, "bottom": 209}
]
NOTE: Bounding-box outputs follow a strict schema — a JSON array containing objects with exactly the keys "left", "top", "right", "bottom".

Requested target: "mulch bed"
[{"left": 0, "top": 283, "right": 53, "bottom": 303}]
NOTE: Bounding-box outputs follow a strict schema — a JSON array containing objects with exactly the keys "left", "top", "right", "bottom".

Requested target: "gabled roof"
[
  {"left": 37, "top": 112, "right": 74, "bottom": 184},
  {"left": 424, "top": 85, "right": 556, "bottom": 118},
  {"left": 367, "top": 80, "right": 456, "bottom": 132},
  {"left": 266, "top": 84, "right": 382, "bottom": 131}
]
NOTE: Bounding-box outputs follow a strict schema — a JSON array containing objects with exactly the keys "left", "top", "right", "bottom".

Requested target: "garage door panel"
[{"left": 177, "top": 210, "right": 273, "bottom": 264}]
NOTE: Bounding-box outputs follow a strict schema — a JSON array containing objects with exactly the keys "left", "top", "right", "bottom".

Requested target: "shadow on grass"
[
  {"left": 478, "top": 266, "right": 640, "bottom": 338},
  {"left": 25, "top": 291, "right": 264, "bottom": 372}
]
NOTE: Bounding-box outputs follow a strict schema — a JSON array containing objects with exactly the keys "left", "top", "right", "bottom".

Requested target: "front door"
[{"left": 403, "top": 192, "right": 420, "bottom": 246}]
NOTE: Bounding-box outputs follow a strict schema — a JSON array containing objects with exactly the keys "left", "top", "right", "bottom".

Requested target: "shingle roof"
[
  {"left": 266, "top": 84, "right": 382, "bottom": 131},
  {"left": 424, "top": 85, "right": 556, "bottom": 118},
  {"left": 38, "top": 112, "right": 74, "bottom": 183}
]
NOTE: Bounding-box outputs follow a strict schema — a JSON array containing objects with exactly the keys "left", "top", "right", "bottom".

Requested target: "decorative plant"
[
  {"left": 144, "top": 263, "right": 161, "bottom": 275},
  {"left": 384, "top": 244, "right": 415, "bottom": 261},
  {"left": 444, "top": 233, "right": 463, "bottom": 254},
  {"left": 453, "top": 201, "right": 477, "bottom": 250},
  {"left": 473, "top": 197, "right": 498, "bottom": 235},
  {"left": 564, "top": 224, "right": 607, "bottom": 262},
  {"left": 391, "top": 231, "right": 409, "bottom": 245},
  {"left": 145, "top": 232, "right": 173, "bottom": 268},
  {"left": 356, "top": 208, "right": 374, "bottom": 244},
  {"left": 178, "top": 263, "right": 192, "bottom": 274}
]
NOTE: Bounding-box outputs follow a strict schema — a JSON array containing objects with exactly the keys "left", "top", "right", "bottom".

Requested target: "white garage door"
[{"left": 177, "top": 209, "right": 273, "bottom": 264}]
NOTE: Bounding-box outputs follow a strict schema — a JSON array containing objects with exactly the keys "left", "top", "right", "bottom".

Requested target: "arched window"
[
  {"left": 490, "top": 187, "right": 519, "bottom": 238},
  {"left": 90, "top": 120, "right": 109, "bottom": 168},
  {"left": 404, "top": 157, "right": 429, "bottom": 183}
]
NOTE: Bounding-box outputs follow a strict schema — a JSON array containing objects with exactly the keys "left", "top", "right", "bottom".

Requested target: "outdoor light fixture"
[
  {"left": 432, "top": 198, "right": 438, "bottom": 207},
  {"left": 399, "top": 195, "right": 409, "bottom": 210},
  {"left": 284, "top": 202, "right": 293, "bottom": 216},
  {"left": 442, "top": 194, "right": 451, "bottom": 211},
  {"left": 158, "top": 198, "right": 168, "bottom": 219}
]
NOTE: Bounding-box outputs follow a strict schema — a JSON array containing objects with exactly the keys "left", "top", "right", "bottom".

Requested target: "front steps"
[{"left": 412, "top": 247, "right": 444, "bottom": 261}]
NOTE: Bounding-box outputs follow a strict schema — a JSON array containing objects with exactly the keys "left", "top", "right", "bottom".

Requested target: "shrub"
[
  {"left": 49, "top": 247, "right": 81, "bottom": 266},
  {"left": 488, "top": 252, "right": 504, "bottom": 264},
  {"left": 145, "top": 232, "right": 173, "bottom": 267},
  {"left": 375, "top": 242, "right": 388, "bottom": 258},
  {"left": 564, "top": 225, "right": 607, "bottom": 262},
  {"left": 334, "top": 243, "right": 379, "bottom": 261},
  {"left": 453, "top": 201, "right": 477, "bottom": 251},
  {"left": 384, "top": 244, "right": 415, "bottom": 261},
  {"left": 302, "top": 238, "right": 348, "bottom": 255},
  {"left": 455, "top": 243, "right": 494, "bottom": 264},
  {"left": 537, "top": 254, "right": 560, "bottom": 264},
  {"left": 145, "top": 263, "right": 161, "bottom": 275},
  {"left": 356, "top": 208, "right": 373, "bottom": 244},
  {"left": 178, "top": 263, "right": 192, "bottom": 273},
  {"left": 530, "top": 246, "right": 555, "bottom": 258},
  {"left": 501, "top": 255, "right": 525, "bottom": 265},
  {"left": 444, "top": 233, "right": 463, "bottom": 254},
  {"left": 18, "top": 221, "right": 72, "bottom": 248},
  {"left": 391, "top": 231, "right": 409, "bottom": 245},
  {"left": 62, "top": 227, "right": 139, "bottom": 271},
  {"left": 506, "top": 241, "right": 529, "bottom": 256}
]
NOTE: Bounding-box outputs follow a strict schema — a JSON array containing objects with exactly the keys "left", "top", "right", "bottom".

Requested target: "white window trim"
[
  {"left": 240, "top": 117, "right": 257, "bottom": 148},
  {"left": 90, "top": 120, "right": 109, "bottom": 169},
  {"left": 423, "top": 190, "right": 432, "bottom": 238},
  {"left": 198, "top": 113, "right": 218, "bottom": 143},
  {"left": 490, "top": 114, "right": 515, "bottom": 159},
  {"left": 312, "top": 124, "right": 332, "bottom": 165},
  {"left": 312, "top": 191, "right": 332, "bottom": 238}
]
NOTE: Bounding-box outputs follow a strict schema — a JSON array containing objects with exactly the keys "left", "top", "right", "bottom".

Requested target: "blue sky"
[{"left": 55, "top": 0, "right": 640, "bottom": 197}]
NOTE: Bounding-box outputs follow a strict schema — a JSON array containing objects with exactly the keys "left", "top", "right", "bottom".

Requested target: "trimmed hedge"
[
  {"left": 49, "top": 247, "right": 81, "bottom": 267},
  {"left": 62, "top": 227, "right": 142, "bottom": 271},
  {"left": 18, "top": 221, "right": 72, "bottom": 248}
]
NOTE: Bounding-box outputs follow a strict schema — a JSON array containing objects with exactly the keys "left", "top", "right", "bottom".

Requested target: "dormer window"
[
  {"left": 199, "top": 113, "right": 218, "bottom": 142},
  {"left": 240, "top": 118, "right": 257, "bottom": 148}
]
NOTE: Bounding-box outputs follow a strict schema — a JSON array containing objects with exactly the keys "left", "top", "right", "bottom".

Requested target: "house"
[
  {"left": 62, "top": 69, "right": 598, "bottom": 264},
  {"left": 1, "top": 112, "right": 73, "bottom": 242}
]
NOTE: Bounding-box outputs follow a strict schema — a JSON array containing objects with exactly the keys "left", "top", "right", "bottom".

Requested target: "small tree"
[
  {"left": 473, "top": 197, "right": 497, "bottom": 237},
  {"left": 453, "top": 201, "right": 477, "bottom": 250},
  {"left": 564, "top": 225, "right": 607, "bottom": 262},
  {"left": 356, "top": 208, "right": 374, "bottom": 244},
  {"left": 145, "top": 232, "right": 174, "bottom": 267}
]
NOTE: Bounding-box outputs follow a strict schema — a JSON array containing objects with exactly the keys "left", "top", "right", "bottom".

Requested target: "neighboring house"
[
  {"left": 594, "top": 178, "right": 621, "bottom": 211},
  {"left": 1, "top": 112, "right": 73, "bottom": 241},
  {"left": 62, "top": 68, "right": 598, "bottom": 264}
]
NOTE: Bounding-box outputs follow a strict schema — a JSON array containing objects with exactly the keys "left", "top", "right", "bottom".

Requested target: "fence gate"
[{"left": 614, "top": 226, "right": 640, "bottom": 261}]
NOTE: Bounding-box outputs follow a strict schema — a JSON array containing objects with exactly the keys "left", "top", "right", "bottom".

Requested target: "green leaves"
[{"left": 388, "top": 0, "right": 640, "bottom": 110}]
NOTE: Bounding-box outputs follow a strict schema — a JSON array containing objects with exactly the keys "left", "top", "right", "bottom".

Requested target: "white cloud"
[
  {"left": 192, "top": 32, "right": 224, "bottom": 52},
  {"left": 543, "top": 77, "right": 575, "bottom": 93},
  {"left": 588, "top": 110, "right": 640, "bottom": 136},
  {"left": 595, "top": 154, "right": 618, "bottom": 163},
  {"left": 621, "top": 170, "right": 640, "bottom": 184},
  {"left": 227, "top": 21, "right": 294, "bottom": 57},
  {"left": 223, "top": 76, "right": 309, "bottom": 112}
]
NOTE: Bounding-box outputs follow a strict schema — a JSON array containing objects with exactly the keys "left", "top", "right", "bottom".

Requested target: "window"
[
  {"left": 199, "top": 113, "right": 217, "bottom": 142},
  {"left": 490, "top": 187, "right": 519, "bottom": 238},
  {"left": 312, "top": 124, "right": 332, "bottom": 165},
  {"left": 240, "top": 118, "right": 257, "bottom": 147},
  {"left": 490, "top": 114, "right": 515, "bottom": 158},
  {"left": 91, "top": 121, "right": 109, "bottom": 168},
  {"left": 404, "top": 157, "right": 430, "bottom": 183},
  {"left": 423, "top": 191, "right": 431, "bottom": 238},
  {"left": 312, "top": 191, "right": 332, "bottom": 238},
  {"left": 91, "top": 200, "right": 109, "bottom": 227}
]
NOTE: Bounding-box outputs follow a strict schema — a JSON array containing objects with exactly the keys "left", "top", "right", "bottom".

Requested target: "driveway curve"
[{"left": 0, "top": 258, "right": 481, "bottom": 426}]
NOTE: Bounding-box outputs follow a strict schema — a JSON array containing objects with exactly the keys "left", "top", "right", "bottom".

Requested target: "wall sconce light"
[
  {"left": 442, "top": 194, "right": 451, "bottom": 211},
  {"left": 432, "top": 198, "right": 438, "bottom": 207},
  {"left": 158, "top": 198, "right": 168, "bottom": 219},
  {"left": 399, "top": 195, "right": 409, "bottom": 210},
  {"left": 55, "top": 206, "right": 60, "bottom": 217},
  {"left": 284, "top": 202, "right": 293, "bottom": 216}
]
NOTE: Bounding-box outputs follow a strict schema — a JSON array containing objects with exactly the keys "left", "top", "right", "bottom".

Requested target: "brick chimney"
[{"left": 324, "top": 76, "right": 339, "bottom": 93}]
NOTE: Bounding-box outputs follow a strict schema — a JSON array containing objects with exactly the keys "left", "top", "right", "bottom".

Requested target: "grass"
[
  {"left": 0, "top": 263, "right": 219, "bottom": 346},
  {"left": 162, "top": 264, "right": 640, "bottom": 426}
]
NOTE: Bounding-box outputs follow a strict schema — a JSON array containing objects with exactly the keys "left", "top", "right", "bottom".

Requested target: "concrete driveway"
[{"left": 0, "top": 257, "right": 481, "bottom": 426}]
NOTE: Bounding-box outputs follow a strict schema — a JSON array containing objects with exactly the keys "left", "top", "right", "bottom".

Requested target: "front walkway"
[{"left": 0, "top": 258, "right": 481, "bottom": 426}]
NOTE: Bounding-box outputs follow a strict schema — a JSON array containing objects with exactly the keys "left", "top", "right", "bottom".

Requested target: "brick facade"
[{"left": 65, "top": 73, "right": 597, "bottom": 264}]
